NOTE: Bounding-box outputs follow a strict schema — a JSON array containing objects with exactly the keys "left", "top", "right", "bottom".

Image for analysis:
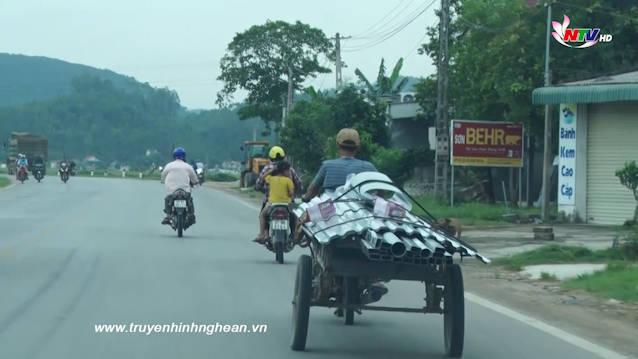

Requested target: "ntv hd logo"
[{"left": 552, "top": 15, "right": 613, "bottom": 48}]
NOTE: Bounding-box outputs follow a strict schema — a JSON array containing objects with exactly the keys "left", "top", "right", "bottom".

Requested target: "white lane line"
[
  {"left": 216, "top": 186, "right": 630, "bottom": 359},
  {"left": 206, "top": 186, "right": 261, "bottom": 212},
  {"left": 465, "top": 293, "right": 629, "bottom": 359}
]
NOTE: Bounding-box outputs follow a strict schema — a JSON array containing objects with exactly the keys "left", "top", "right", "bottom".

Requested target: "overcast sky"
[{"left": 1, "top": 0, "right": 439, "bottom": 109}]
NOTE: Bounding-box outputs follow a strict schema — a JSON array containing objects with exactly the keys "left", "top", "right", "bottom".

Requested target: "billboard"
[{"left": 451, "top": 120, "right": 524, "bottom": 167}]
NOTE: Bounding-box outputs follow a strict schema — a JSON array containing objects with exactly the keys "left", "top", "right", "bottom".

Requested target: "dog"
[{"left": 436, "top": 217, "right": 462, "bottom": 239}]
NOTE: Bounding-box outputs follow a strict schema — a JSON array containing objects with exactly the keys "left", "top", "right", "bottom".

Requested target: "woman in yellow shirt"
[{"left": 255, "top": 160, "right": 294, "bottom": 242}]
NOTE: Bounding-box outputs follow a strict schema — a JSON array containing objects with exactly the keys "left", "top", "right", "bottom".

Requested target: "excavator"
[{"left": 240, "top": 141, "right": 269, "bottom": 188}]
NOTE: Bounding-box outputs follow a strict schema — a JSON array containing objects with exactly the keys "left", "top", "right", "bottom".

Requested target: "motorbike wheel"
[
  {"left": 275, "top": 241, "right": 284, "bottom": 264},
  {"left": 177, "top": 215, "right": 184, "bottom": 238}
]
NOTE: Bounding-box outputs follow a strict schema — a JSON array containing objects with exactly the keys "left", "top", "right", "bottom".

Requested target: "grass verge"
[
  {"left": 0, "top": 176, "right": 10, "bottom": 188},
  {"left": 563, "top": 262, "right": 638, "bottom": 301},
  {"left": 412, "top": 194, "right": 544, "bottom": 226},
  {"left": 493, "top": 244, "right": 632, "bottom": 271}
]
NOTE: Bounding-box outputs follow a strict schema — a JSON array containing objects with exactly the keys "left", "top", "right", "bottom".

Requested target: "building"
[
  {"left": 533, "top": 71, "right": 638, "bottom": 225},
  {"left": 388, "top": 77, "right": 430, "bottom": 150}
]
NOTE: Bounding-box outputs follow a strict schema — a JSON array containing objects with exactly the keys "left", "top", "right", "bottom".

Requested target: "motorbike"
[
  {"left": 265, "top": 203, "right": 294, "bottom": 264},
  {"left": 33, "top": 164, "right": 45, "bottom": 183},
  {"left": 16, "top": 166, "right": 28, "bottom": 184},
  {"left": 196, "top": 167, "right": 205, "bottom": 185},
  {"left": 59, "top": 162, "right": 70, "bottom": 183},
  {"left": 169, "top": 189, "right": 195, "bottom": 238}
]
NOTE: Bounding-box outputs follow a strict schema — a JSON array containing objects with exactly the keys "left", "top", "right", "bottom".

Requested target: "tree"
[
  {"left": 418, "top": 0, "right": 638, "bottom": 134},
  {"left": 616, "top": 161, "right": 638, "bottom": 224},
  {"left": 216, "top": 20, "right": 334, "bottom": 125},
  {"left": 354, "top": 58, "right": 408, "bottom": 103}
]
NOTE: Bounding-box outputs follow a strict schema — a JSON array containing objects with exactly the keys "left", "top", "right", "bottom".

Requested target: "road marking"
[
  {"left": 465, "top": 292, "right": 629, "bottom": 359},
  {"left": 217, "top": 186, "right": 630, "bottom": 359}
]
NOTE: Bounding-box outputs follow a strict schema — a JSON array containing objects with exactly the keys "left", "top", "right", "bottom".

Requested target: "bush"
[{"left": 208, "top": 172, "right": 239, "bottom": 182}]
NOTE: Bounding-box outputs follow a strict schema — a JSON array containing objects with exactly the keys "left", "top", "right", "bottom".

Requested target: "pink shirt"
[{"left": 161, "top": 160, "right": 198, "bottom": 193}]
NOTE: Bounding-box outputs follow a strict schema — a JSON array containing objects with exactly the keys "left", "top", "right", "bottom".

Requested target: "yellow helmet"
[{"left": 268, "top": 146, "right": 285, "bottom": 161}]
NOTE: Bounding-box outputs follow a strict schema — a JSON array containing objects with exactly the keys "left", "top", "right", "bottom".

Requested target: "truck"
[{"left": 5, "top": 132, "right": 48, "bottom": 175}]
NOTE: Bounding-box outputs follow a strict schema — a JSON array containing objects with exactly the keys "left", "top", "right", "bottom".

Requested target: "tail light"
[{"left": 271, "top": 208, "right": 289, "bottom": 219}]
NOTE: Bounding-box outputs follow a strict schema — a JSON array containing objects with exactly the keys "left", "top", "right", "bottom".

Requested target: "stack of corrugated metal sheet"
[{"left": 294, "top": 172, "right": 490, "bottom": 265}]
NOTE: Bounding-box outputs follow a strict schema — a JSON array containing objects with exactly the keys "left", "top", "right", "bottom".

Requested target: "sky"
[{"left": 1, "top": 0, "right": 439, "bottom": 109}]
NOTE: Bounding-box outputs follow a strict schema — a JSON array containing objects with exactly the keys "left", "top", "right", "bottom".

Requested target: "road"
[{"left": 0, "top": 176, "right": 624, "bottom": 359}]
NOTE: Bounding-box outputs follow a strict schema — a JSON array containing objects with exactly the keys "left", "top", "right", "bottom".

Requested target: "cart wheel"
[
  {"left": 291, "top": 255, "right": 312, "bottom": 351},
  {"left": 443, "top": 264, "right": 464, "bottom": 358},
  {"left": 343, "top": 277, "right": 357, "bottom": 325}
]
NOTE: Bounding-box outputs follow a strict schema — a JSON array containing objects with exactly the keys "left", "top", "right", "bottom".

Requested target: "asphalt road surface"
[{"left": 0, "top": 176, "right": 624, "bottom": 359}]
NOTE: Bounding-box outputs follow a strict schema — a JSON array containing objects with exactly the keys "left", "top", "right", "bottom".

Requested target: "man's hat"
[{"left": 336, "top": 128, "right": 360, "bottom": 148}]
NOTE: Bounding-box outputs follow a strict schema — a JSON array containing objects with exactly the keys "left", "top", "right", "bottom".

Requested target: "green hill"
[
  {"left": 0, "top": 53, "right": 143, "bottom": 107},
  {"left": 0, "top": 54, "right": 272, "bottom": 167}
]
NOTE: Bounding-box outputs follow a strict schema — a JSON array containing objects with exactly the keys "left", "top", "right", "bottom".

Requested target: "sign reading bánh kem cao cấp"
[
  {"left": 558, "top": 104, "right": 577, "bottom": 210},
  {"left": 451, "top": 120, "right": 524, "bottom": 167}
]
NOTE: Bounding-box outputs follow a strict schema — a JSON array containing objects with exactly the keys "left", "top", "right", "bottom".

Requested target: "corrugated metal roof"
[
  {"left": 294, "top": 172, "right": 490, "bottom": 264},
  {"left": 532, "top": 84, "right": 638, "bottom": 105},
  {"left": 564, "top": 71, "right": 638, "bottom": 86},
  {"left": 532, "top": 71, "right": 638, "bottom": 105}
]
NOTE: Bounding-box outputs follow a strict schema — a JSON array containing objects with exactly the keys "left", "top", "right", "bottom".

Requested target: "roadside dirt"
[{"left": 462, "top": 260, "right": 638, "bottom": 358}]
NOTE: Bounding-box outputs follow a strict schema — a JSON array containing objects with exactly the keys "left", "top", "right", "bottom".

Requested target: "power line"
[
  {"left": 345, "top": 0, "right": 434, "bottom": 50},
  {"left": 343, "top": 0, "right": 437, "bottom": 52},
  {"left": 351, "top": 0, "right": 417, "bottom": 39}
]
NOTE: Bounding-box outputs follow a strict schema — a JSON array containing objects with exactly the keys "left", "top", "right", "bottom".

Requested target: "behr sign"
[{"left": 451, "top": 120, "right": 524, "bottom": 167}]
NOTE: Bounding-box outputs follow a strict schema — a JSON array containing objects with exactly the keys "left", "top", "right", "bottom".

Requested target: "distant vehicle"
[
  {"left": 196, "top": 167, "right": 205, "bottom": 185},
  {"left": 4, "top": 132, "right": 48, "bottom": 175},
  {"left": 240, "top": 141, "right": 269, "bottom": 188},
  {"left": 195, "top": 161, "right": 205, "bottom": 185},
  {"left": 59, "top": 161, "right": 70, "bottom": 183},
  {"left": 16, "top": 166, "right": 28, "bottom": 184},
  {"left": 32, "top": 162, "right": 45, "bottom": 183}
]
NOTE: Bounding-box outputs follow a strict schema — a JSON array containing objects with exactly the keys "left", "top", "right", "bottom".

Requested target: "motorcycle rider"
[
  {"left": 16, "top": 154, "right": 29, "bottom": 179},
  {"left": 255, "top": 146, "right": 302, "bottom": 204},
  {"left": 302, "top": 128, "right": 376, "bottom": 201},
  {"left": 255, "top": 160, "right": 294, "bottom": 243},
  {"left": 160, "top": 147, "right": 199, "bottom": 225},
  {"left": 254, "top": 146, "right": 302, "bottom": 238},
  {"left": 32, "top": 156, "right": 45, "bottom": 176},
  {"left": 301, "top": 128, "right": 386, "bottom": 314}
]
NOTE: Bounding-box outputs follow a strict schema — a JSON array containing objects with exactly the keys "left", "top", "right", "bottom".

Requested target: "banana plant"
[{"left": 354, "top": 58, "right": 409, "bottom": 103}]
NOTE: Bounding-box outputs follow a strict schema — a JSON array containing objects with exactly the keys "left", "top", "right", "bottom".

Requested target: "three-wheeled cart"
[{"left": 289, "top": 172, "right": 490, "bottom": 357}]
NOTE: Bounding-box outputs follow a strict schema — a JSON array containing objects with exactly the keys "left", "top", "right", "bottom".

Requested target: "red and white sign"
[{"left": 451, "top": 120, "right": 524, "bottom": 167}]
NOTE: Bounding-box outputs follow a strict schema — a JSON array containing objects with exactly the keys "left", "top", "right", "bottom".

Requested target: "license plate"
[
  {"left": 271, "top": 220, "right": 288, "bottom": 230},
  {"left": 174, "top": 200, "right": 187, "bottom": 208}
]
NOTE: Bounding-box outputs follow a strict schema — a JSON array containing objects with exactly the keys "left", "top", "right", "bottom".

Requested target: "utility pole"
[
  {"left": 332, "top": 32, "right": 351, "bottom": 90},
  {"left": 285, "top": 66, "right": 294, "bottom": 127},
  {"left": 335, "top": 32, "right": 343, "bottom": 89},
  {"left": 541, "top": 2, "right": 553, "bottom": 222},
  {"left": 434, "top": 0, "right": 450, "bottom": 200}
]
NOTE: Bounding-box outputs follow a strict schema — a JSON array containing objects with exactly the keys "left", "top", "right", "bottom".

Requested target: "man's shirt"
[
  {"left": 311, "top": 157, "right": 377, "bottom": 191},
  {"left": 161, "top": 160, "right": 198, "bottom": 194}
]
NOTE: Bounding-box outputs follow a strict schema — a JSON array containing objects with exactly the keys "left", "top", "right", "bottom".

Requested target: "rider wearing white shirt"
[{"left": 160, "top": 147, "right": 198, "bottom": 224}]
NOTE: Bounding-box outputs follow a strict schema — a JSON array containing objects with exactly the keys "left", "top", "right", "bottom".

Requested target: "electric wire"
[{"left": 343, "top": 0, "right": 437, "bottom": 52}]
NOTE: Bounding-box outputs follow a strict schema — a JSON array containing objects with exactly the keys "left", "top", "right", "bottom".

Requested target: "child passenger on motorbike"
[{"left": 254, "top": 160, "right": 294, "bottom": 243}]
